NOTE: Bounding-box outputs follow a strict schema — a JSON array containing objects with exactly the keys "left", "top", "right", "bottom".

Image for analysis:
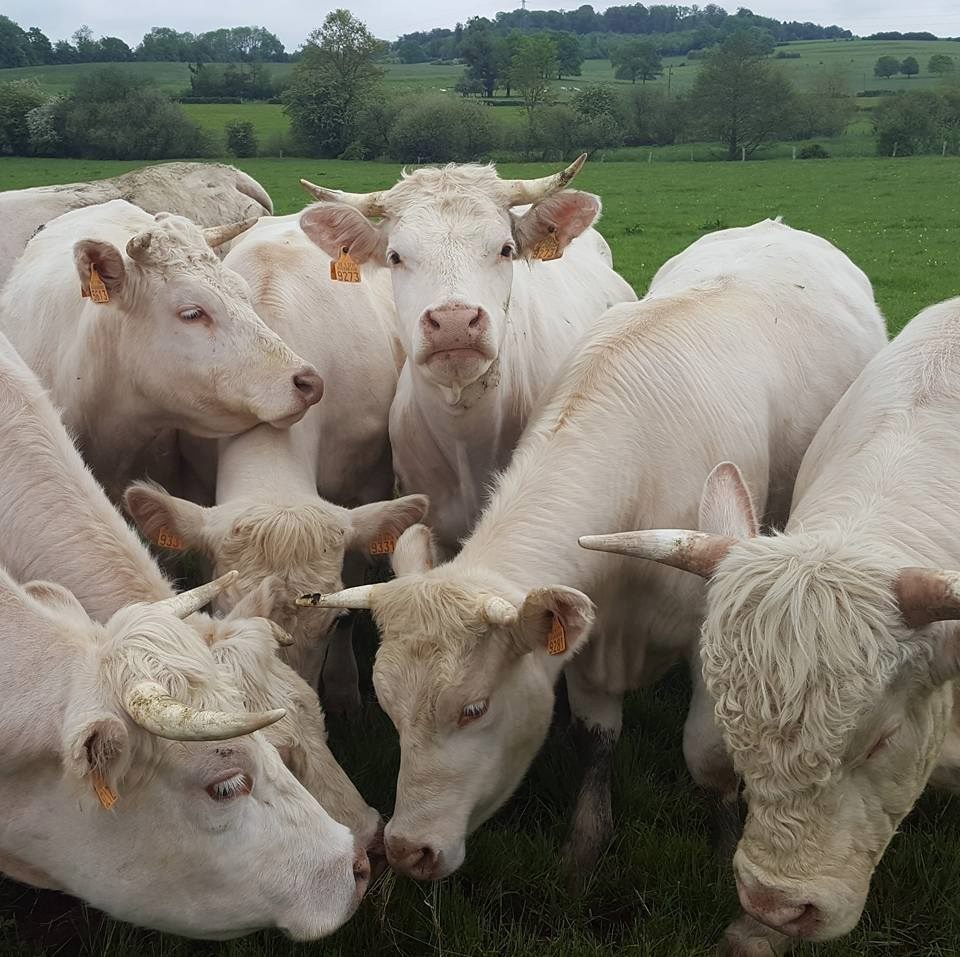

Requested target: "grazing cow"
[
  {"left": 0, "top": 331, "right": 382, "bottom": 856},
  {"left": 0, "top": 199, "right": 323, "bottom": 499},
  {"left": 124, "top": 214, "right": 424, "bottom": 709},
  {"left": 299, "top": 155, "right": 637, "bottom": 553},
  {"left": 299, "top": 220, "right": 886, "bottom": 884},
  {"left": 0, "top": 162, "right": 272, "bottom": 287},
  {"left": 583, "top": 297, "right": 960, "bottom": 954}
]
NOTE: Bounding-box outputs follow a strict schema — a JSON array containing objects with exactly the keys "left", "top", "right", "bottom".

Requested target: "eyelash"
[
  {"left": 459, "top": 699, "right": 489, "bottom": 727},
  {"left": 206, "top": 771, "right": 252, "bottom": 801},
  {"left": 867, "top": 730, "right": 896, "bottom": 761},
  {"left": 179, "top": 307, "right": 205, "bottom": 322}
]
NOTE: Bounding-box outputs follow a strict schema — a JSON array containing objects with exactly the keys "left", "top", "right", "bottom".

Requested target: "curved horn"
[
  {"left": 506, "top": 153, "right": 587, "bottom": 207},
  {"left": 300, "top": 179, "right": 387, "bottom": 218},
  {"left": 155, "top": 571, "right": 239, "bottom": 620},
  {"left": 266, "top": 620, "right": 295, "bottom": 647},
  {"left": 482, "top": 595, "right": 518, "bottom": 627},
  {"left": 203, "top": 218, "right": 259, "bottom": 248},
  {"left": 123, "top": 680, "right": 284, "bottom": 741},
  {"left": 578, "top": 529, "right": 735, "bottom": 579},
  {"left": 296, "top": 584, "right": 380, "bottom": 610},
  {"left": 894, "top": 567, "right": 960, "bottom": 629}
]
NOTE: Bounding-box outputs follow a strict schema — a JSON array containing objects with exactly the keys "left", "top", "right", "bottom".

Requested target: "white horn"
[
  {"left": 506, "top": 153, "right": 587, "bottom": 207},
  {"left": 482, "top": 595, "right": 518, "bottom": 627},
  {"left": 123, "top": 680, "right": 284, "bottom": 741},
  {"left": 578, "top": 529, "right": 735, "bottom": 579},
  {"left": 300, "top": 179, "right": 386, "bottom": 218},
  {"left": 296, "top": 584, "right": 380, "bottom": 610},
  {"left": 203, "top": 218, "right": 259, "bottom": 248},
  {"left": 155, "top": 571, "right": 239, "bottom": 620}
]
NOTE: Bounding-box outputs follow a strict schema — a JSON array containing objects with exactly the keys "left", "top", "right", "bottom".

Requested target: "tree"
[
  {"left": 460, "top": 21, "right": 502, "bottom": 98},
  {"left": 689, "top": 31, "right": 796, "bottom": 159},
  {"left": 387, "top": 93, "right": 497, "bottom": 161},
  {"left": 72, "top": 25, "right": 100, "bottom": 62},
  {"left": 611, "top": 39, "right": 662, "bottom": 84},
  {"left": 900, "top": 56, "right": 919, "bottom": 78},
  {"left": 792, "top": 64, "right": 855, "bottom": 138},
  {"left": 874, "top": 89, "right": 958, "bottom": 155},
  {"left": 0, "top": 80, "right": 46, "bottom": 153},
  {"left": 874, "top": 55, "right": 900, "bottom": 79},
  {"left": 99, "top": 37, "right": 134, "bottom": 62},
  {"left": 0, "top": 15, "right": 30, "bottom": 68},
  {"left": 226, "top": 119, "right": 258, "bottom": 156},
  {"left": 554, "top": 32, "right": 583, "bottom": 79},
  {"left": 283, "top": 10, "right": 385, "bottom": 157},
  {"left": 25, "top": 28, "right": 53, "bottom": 65},
  {"left": 929, "top": 54, "right": 955, "bottom": 75},
  {"left": 510, "top": 35, "right": 558, "bottom": 123}
]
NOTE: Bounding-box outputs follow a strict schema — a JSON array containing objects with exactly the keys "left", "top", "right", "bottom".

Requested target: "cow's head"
[
  {"left": 7, "top": 569, "right": 367, "bottom": 939},
  {"left": 298, "top": 524, "right": 595, "bottom": 880},
  {"left": 73, "top": 209, "right": 323, "bottom": 434},
  {"left": 580, "top": 462, "right": 959, "bottom": 942},
  {"left": 123, "top": 480, "right": 428, "bottom": 687},
  {"left": 298, "top": 157, "right": 599, "bottom": 402}
]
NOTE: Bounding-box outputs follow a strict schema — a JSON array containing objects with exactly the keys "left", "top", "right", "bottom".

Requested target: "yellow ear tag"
[
  {"left": 533, "top": 228, "right": 562, "bottom": 262},
  {"left": 330, "top": 246, "right": 361, "bottom": 283},
  {"left": 88, "top": 266, "right": 111, "bottom": 304},
  {"left": 154, "top": 526, "right": 186, "bottom": 551},
  {"left": 92, "top": 771, "right": 119, "bottom": 810},
  {"left": 546, "top": 615, "right": 567, "bottom": 655},
  {"left": 369, "top": 532, "right": 396, "bottom": 557}
]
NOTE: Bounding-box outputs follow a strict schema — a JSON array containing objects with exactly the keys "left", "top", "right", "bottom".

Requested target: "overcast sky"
[{"left": 5, "top": 1, "right": 958, "bottom": 50}]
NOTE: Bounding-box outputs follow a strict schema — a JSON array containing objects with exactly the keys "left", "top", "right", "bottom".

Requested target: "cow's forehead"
[{"left": 381, "top": 164, "right": 512, "bottom": 217}]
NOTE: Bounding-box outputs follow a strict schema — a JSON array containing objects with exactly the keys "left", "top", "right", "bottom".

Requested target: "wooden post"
[
  {"left": 741, "top": 146, "right": 746, "bottom": 162},
  {"left": 892, "top": 142, "right": 898, "bottom": 158},
  {"left": 792, "top": 146, "right": 797, "bottom": 160},
  {"left": 648, "top": 150, "right": 653, "bottom": 164},
  {"left": 944, "top": 141, "right": 949, "bottom": 156}
]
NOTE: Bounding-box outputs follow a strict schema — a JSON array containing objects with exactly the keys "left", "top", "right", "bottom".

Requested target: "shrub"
[
  {"left": 225, "top": 119, "right": 258, "bottom": 157},
  {"left": 0, "top": 79, "right": 46, "bottom": 154},
  {"left": 797, "top": 143, "right": 829, "bottom": 158},
  {"left": 874, "top": 89, "right": 960, "bottom": 156},
  {"left": 387, "top": 94, "right": 497, "bottom": 162},
  {"left": 25, "top": 96, "right": 62, "bottom": 154}
]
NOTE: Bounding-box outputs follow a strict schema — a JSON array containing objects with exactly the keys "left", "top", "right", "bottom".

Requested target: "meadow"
[{"left": 0, "top": 153, "right": 959, "bottom": 956}]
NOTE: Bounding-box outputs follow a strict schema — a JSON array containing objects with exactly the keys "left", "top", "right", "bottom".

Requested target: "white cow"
[
  {"left": 299, "top": 156, "right": 637, "bottom": 553},
  {"left": 0, "top": 331, "right": 382, "bottom": 857},
  {"left": 299, "top": 220, "right": 887, "bottom": 884},
  {"left": 586, "top": 296, "right": 960, "bottom": 954},
  {"left": 0, "top": 199, "right": 323, "bottom": 499},
  {"left": 124, "top": 215, "right": 424, "bottom": 707},
  {"left": 0, "top": 162, "right": 272, "bottom": 287}
]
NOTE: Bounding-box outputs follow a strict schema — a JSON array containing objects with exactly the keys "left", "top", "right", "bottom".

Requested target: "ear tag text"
[
  {"left": 533, "top": 227, "right": 562, "bottom": 262},
  {"left": 330, "top": 246, "right": 361, "bottom": 283},
  {"left": 154, "top": 526, "right": 186, "bottom": 551},
  {"left": 369, "top": 532, "right": 396, "bottom": 557},
  {"left": 87, "top": 266, "right": 111, "bottom": 304},
  {"left": 546, "top": 615, "right": 567, "bottom": 655},
  {"left": 92, "top": 771, "right": 119, "bottom": 809}
]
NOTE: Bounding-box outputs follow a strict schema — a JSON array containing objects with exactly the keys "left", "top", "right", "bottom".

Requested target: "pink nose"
[
  {"left": 293, "top": 367, "right": 324, "bottom": 407},
  {"left": 352, "top": 846, "right": 371, "bottom": 900},
  {"left": 385, "top": 835, "right": 441, "bottom": 881},
  {"left": 738, "top": 875, "right": 819, "bottom": 934},
  {"left": 421, "top": 305, "right": 487, "bottom": 352}
]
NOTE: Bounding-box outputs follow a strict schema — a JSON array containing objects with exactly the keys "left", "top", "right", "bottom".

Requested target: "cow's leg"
[
  {"left": 683, "top": 656, "right": 741, "bottom": 857},
  {"left": 319, "top": 613, "right": 363, "bottom": 717},
  {"left": 719, "top": 913, "right": 795, "bottom": 956},
  {"left": 562, "top": 672, "right": 622, "bottom": 893}
]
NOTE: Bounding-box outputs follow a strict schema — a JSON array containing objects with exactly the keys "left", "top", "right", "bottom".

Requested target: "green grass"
[{"left": 1, "top": 154, "right": 959, "bottom": 955}]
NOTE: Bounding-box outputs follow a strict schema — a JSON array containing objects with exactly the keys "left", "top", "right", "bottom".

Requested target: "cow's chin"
[{"left": 421, "top": 349, "right": 494, "bottom": 392}]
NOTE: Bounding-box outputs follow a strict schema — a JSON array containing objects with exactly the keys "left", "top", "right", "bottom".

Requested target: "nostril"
[
  {"left": 468, "top": 313, "right": 481, "bottom": 327},
  {"left": 428, "top": 316, "right": 441, "bottom": 330},
  {"left": 353, "top": 850, "right": 371, "bottom": 886},
  {"left": 293, "top": 370, "right": 324, "bottom": 405}
]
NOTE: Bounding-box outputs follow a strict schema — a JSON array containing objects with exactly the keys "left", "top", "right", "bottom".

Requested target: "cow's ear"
[
  {"left": 22, "top": 580, "right": 87, "bottom": 619},
  {"left": 299, "top": 204, "right": 385, "bottom": 264},
  {"left": 123, "top": 482, "right": 211, "bottom": 554},
  {"left": 74, "top": 240, "right": 126, "bottom": 299},
  {"left": 513, "top": 586, "right": 595, "bottom": 662},
  {"left": 698, "top": 462, "right": 759, "bottom": 540},
  {"left": 391, "top": 524, "right": 436, "bottom": 577},
  {"left": 348, "top": 495, "right": 430, "bottom": 557},
  {"left": 514, "top": 190, "right": 601, "bottom": 260},
  {"left": 64, "top": 713, "right": 130, "bottom": 804}
]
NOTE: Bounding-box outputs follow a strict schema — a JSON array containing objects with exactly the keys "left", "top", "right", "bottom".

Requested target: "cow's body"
[{"left": 0, "top": 162, "right": 272, "bottom": 287}]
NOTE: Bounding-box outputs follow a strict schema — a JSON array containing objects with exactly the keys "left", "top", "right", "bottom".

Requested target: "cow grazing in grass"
[
  {"left": 0, "top": 331, "right": 382, "bottom": 860},
  {"left": 0, "top": 200, "right": 323, "bottom": 500},
  {"left": 299, "top": 155, "right": 637, "bottom": 553},
  {"left": 299, "top": 220, "right": 887, "bottom": 885},
  {"left": 0, "top": 162, "right": 272, "bottom": 287},
  {"left": 584, "top": 296, "right": 960, "bottom": 954}
]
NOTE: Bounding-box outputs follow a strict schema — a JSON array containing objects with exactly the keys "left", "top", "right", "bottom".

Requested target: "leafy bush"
[
  {"left": 225, "top": 119, "right": 258, "bottom": 157},
  {"left": 874, "top": 89, "right": 960, "bottom": 156},
  {"left": 0, "top": 79, "right": 46, "bottom": 154},
  {"left": 797, "top": 143, "right": 829, "bottom": 158},
  {"left": 387, "top": 94, "right": 498, "bottom": 162},
  {"left": 25, "top": 96, "right": 62, "bottom": 154}
]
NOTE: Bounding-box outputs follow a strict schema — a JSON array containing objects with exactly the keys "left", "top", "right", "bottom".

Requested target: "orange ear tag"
[
  {"left": 369, "top": 532, "right": 396, "bottom": 557},
  {"left": 154, "top": 526, "right": 186, "bottom": 551},
  {"left": 330, "top": 246, "right": 361, "bottom": 283},
  {"left": 88, "top": 266, "right": 111, "bottom": 304},
  {"left": 533, "top": 228, "right": 562, "bottom": 262},
  {"left": 546, "top": 615, "right": 567, "bottom": 655},
  {"left": 92, "top": 771, "right": 119, "bottom": 809}
]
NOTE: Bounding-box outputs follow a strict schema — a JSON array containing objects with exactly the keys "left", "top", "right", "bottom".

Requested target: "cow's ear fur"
[
  {"left": 349, "top": 495, "right": 430, "bottom": 555},
  {"left": 698, "top": 462, "right": 759, "bottom": 540},
  {"left": 513, "top": 585, "right": 595, "bottom": 661},
  {"left": 74, "top": 240, "right": 126, "bottom": 298},
  {"left": 124, "top": 482, "right": 210, "bottom": 554},
  {"left": 23, "top": 580, "right": 88, "bottom": 619},
  {"left": 392, "top": 524, "right": 435, "bottom": 577},
  {"left": 64, "top": 714, "right": 130, "bottom": 790},
  {"left": 514, "top": 190, "right": 600, "bottom": 259},
  {"left": 299, "top": 204, "right": 385, "bottom": 264}
]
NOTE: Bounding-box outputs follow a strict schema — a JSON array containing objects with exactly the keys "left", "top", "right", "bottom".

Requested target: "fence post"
[
  {"left": 741, "top": 146, "right": 746, "bottom": 162},
  {"left": 944, "top": 141, "right": 949, "bottom": 156},
  {"left": 792, "top": 146, "right": 797, "bottom": 160},
  {"left": 648, "top": 150, "right": 653, "bottom": 164},
  {"left": 892, "top": 142, "right": 898, "bottom": 157}
]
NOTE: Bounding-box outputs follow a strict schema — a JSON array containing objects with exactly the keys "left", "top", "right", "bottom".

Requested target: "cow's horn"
[
  {"left": 296, "top": 584, "right": 380, "bottom": 610},
  {"left": 578, "top": 529, "right": 735, "bottom": 579},
  {"left": 123, "top": 680, "right": 284, "bottom": 741},
  {"left": 482, "top": 596, "right": 518, "bottom": 627},
  {"left": 894, "top": 567, "right": 960, "bottom": 629},
  {"left": 154, "top": 571, "right": 238, "bottom": 620},
  {"left": 300, "top": 180, "right": 387, "bottom": 218},
  {"left": 203, "top": 218, "right": 258, "bottom": 248},
  {"left": 505, "top": 153, "right": 587, "bottom": 207}
]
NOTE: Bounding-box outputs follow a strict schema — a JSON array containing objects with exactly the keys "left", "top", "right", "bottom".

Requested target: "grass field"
[{"left": 1, "top": 154, "right": 959, "bottom": 957}]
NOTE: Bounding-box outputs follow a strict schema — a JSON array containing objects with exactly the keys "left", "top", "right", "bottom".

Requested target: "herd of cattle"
[{"left": 0, "top": 155, "right": 957, "bottom": 955}]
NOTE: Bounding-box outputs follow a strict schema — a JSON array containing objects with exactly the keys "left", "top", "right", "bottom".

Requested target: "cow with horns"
[
  {"left": 299, "top": 155, "right": 637, "bottom": 554},
  {"left": 297, "top": 219, "right": 887, "bottom": 887},
  {"left": 582, "top": 296, "right": 960, "bottom": 954}
]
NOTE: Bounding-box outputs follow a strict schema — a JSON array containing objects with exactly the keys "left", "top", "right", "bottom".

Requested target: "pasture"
[{"left": 0, "top": 153, "right": 959, "bottom": 957}]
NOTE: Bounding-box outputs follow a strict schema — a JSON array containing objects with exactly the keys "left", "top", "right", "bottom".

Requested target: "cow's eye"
[
  {"left": 867, "top": 728, "right": 898, "bottom": 760},
  {"left": 205, "top": 769, "right": 252, "bottom": 801},
  {"left": 500, "top": 243, "right": 515, "bottom": 259},
  {"left": 387, "top": 250, "right": 402, "bottom": 266},
  {"left": 178, "top": 306, "right": 206, "bottom": 323},
  {"left": 458, "top": 699, "right": 488, "bottom": 727}
]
